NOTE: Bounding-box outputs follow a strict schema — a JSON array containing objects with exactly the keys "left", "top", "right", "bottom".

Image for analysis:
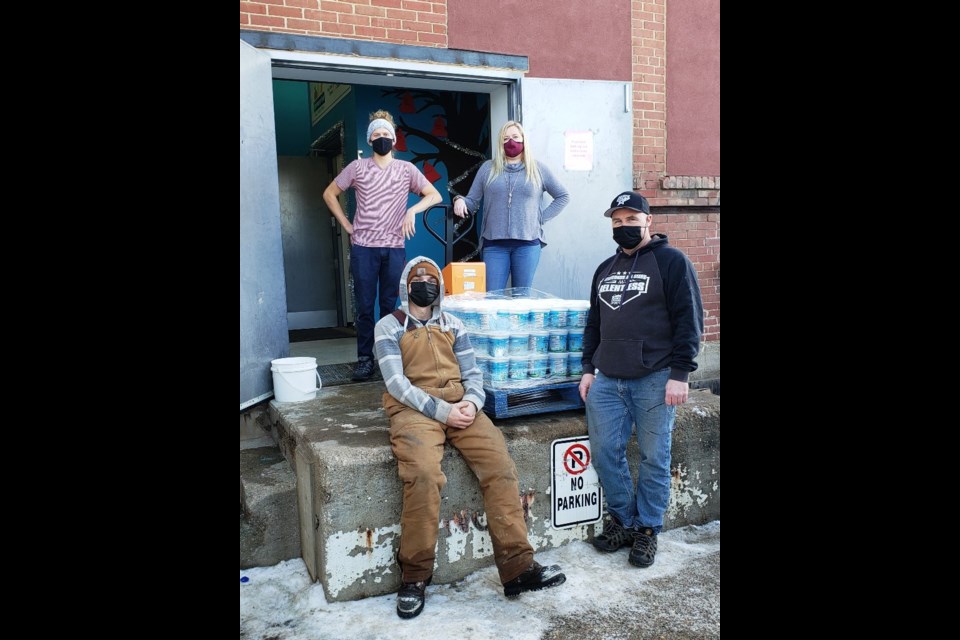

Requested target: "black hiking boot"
[
  {"left": 396, "top": 578, "right": 430, "bottom": 619},
  {"left": 592, "top": 517, "right": 634, "bottom": 552},
  {"left": 503, "top": 561, "right": 566, "bottom": 598},
  {"left": 628, "top": 527, "right": 658, "bottom": 568}
]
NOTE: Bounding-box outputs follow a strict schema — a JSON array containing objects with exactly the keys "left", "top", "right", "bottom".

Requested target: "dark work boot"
[
  {"left": 503, "top": 561, "right": 566, "bottom": 598},
  {"left": 628, "top": 527, "right": 658, "bottom": 568},
  {"left": 396, "top": 577, "right": 431, "bottom": 619},
  {"left": 592, "top": 517, "right": 634, "bottom": 553},
  {"left": 352, "top": 357, "right": 375, "bottom": 381}
]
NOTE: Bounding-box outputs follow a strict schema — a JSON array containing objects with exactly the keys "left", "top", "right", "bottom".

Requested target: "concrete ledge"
[
  {"left": 240, "top": 446, "right": 302, "bottom": 569},
  {"left": 690, "top": 341, "right": 719, "bottom": 384},
  {"left": 270, "top": 384, "right": 720, "bottom": 603}
]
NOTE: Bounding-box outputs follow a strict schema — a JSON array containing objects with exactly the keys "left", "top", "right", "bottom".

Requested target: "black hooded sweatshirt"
[{"left": 581, "top": 233, "right": 704, "bottom": 382}]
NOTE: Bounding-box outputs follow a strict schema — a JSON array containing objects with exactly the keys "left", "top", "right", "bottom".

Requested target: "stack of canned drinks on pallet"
[{"left": 443, "top": 291, "right": 590, "bottom": 389}]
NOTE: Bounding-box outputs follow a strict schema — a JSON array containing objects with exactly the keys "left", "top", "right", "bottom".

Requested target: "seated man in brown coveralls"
[{"left": 373, "top": 256, "right": 566, "bottom": 619}]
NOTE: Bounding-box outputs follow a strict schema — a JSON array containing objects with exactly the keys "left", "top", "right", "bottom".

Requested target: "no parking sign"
[{"left": 551, "top": 436, "right": 603, "bottom": 528}]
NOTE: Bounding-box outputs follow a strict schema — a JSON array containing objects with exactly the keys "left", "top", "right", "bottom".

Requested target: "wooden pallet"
[{"left": 482, "top": 381, "right": 584, "bottom": 419}]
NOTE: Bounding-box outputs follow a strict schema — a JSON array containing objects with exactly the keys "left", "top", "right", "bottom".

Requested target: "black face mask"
[
  {"left": 371, "top": 137, "right": 393, "bottom": 156},
  {"left": 408, "top": 281, "right": 439, "bottom": 307},
  {"left": 613, "top": 226, "right": 645, "bottom": 250}
]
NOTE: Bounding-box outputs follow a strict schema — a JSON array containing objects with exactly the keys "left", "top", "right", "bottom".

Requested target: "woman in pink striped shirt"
[{"left": 324, "top": 110, "right": 442, "bottom": 381}]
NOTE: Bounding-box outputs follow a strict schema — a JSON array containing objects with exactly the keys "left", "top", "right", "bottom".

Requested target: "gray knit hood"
[{"left": 397, "top": 255, "right": 449, "bottom": 331}]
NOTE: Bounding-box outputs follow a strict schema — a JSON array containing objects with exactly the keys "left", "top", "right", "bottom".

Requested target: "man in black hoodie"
[{"left": 579, "top": 191, "right": 704, "bottom": 569}]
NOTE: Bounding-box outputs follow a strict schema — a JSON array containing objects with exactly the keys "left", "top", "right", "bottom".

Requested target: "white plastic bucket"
[{"left": 271, "top": 357, "right": 322, "bottom": 402}]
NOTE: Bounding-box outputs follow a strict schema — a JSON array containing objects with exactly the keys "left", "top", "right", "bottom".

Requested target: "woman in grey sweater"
[{"left": 453, "top": 121, "right": 570, "bottom": 291}]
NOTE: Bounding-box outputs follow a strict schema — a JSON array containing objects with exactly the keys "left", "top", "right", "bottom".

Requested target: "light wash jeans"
[
  {"left": 482, "top": 242, "right": 541, "bottom": 291},
  {"left": 586, "top": 368, "right": 675, "bottom": 533}
]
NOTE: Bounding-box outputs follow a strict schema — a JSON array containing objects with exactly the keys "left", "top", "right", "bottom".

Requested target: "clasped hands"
[{"left": 445, "top": 400, "right": 478, "bottom": 429}]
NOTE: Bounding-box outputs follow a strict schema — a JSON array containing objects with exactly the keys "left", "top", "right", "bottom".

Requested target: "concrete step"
[
  {"left": 268, "top": 381, "right": 720, "bottom": 603},
  {"left": 240, "top": 444, "right": 301, "bottom": 569}
]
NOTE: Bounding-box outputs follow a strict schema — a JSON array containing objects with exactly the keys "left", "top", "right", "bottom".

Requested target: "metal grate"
[{"left": 316, "top": 362, "right": 383, "bottom": 387}]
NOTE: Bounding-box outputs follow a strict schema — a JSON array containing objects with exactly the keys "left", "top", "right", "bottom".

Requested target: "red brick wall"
[
  {"left": 630, "top": 1, "right": 719, "bottom": 201},
  {"left": 448, "top": 0, "right": 631, "bottom": 81},
  {"left": 666, "top": 0, "right": 720, "bottom": 176},
  {"left": 239, "top": 0, "right": 449, "bottom": 47},
  {"left": 630, "top": 0, "right": 664, "bottom": 199},
  {"left": 651, "top": 210, "right": 720, "bottom": 342},
  {"left": 631, "top": 0, "right": 719, "bottom": 342},
  {"left": 240, "top": 0, "right": 720, "bottom": 341}
]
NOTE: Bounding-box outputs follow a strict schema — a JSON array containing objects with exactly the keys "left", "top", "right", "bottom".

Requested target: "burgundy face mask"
[{"left": 504, "top": 139, "right": 524, "bottom": 158}]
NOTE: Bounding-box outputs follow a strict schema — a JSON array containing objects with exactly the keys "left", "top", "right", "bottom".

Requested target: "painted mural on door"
[{"left": 378, "top": 89, "right": 490, "bottom": 262}]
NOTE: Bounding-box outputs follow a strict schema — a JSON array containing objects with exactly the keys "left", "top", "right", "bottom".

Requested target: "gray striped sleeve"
[
  {"left": 446, "top": 314, "right": 486, "bottom": 411},
  {"left": 373, "top": 314, "right": 453, "bottom": 423}
]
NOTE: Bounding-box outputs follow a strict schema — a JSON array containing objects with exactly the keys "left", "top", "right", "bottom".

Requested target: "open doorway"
[
  {"left": 273, "top": 91, "right": 357, "bottom": 378},
  {"left": 282, "top": 121, "right": 358, "bottom": 378},
  {"left": 272, "top": 79, "right": 498, "bottom": 380},
  {"left": 240, "top": 37, "right": 523, "bottom": 405}
]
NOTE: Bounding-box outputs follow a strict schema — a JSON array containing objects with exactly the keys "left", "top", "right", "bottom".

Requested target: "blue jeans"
[
  {"left": 350, "top": 244, "right": 406, "bottom": 360},
  {"left": 483, "top": 242, "right": 541, "bottom": 291},
  {"left": 586, "top": 368, "right": 675, "bottom": 533}
]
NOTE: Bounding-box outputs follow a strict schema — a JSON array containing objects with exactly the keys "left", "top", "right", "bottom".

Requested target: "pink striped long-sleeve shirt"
[{"left": 334, "top": 157, "right": 430, "bottom": 249}]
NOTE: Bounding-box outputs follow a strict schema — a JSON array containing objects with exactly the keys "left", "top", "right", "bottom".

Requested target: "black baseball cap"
[{"left": 603, "top": 191, "right": 650, "bottom": 217}]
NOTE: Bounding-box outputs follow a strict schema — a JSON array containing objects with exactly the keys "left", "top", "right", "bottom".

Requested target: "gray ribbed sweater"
[{"left": 458, "top": 161, "right": 570, "bottom": 246}]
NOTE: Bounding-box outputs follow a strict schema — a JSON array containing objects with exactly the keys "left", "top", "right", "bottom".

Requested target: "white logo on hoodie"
[{"left": 598, "top": 270, "right": 649, "bottom": 310}]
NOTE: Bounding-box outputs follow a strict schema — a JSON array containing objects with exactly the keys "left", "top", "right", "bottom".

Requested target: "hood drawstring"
[
  {"left": 398, "top": 256, "right": 451, "bottom": 332},
  {"left": 402, "top": 308, "right": 449, "bottom": 333}
]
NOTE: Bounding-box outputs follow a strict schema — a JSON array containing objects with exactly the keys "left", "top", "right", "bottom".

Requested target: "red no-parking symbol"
[
  {"left": 563, "top": 444, "right": 590, "bottom": 475},
  {"left": 552, "top": 436, "right": 603, "bottom": 529}
]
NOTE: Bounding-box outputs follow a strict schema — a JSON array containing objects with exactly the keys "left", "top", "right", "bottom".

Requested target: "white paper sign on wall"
[{"left": 563, "top": 130, "right": 594, "bottom": 171}]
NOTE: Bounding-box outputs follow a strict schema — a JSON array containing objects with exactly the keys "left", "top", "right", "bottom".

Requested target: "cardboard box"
[{"left": 442, "top": 262, "right": 486, "bottom": 295}]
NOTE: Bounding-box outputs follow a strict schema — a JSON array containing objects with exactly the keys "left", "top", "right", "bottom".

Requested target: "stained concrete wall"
[
  {"left": 240, "top": 445, "right": 301, "bottom": 569},
  {"left": 268, "top": 382, "right": 720, "bottom": 603},
  {"left": 690, "top": 341, "right": 719, "bottom": 386}
]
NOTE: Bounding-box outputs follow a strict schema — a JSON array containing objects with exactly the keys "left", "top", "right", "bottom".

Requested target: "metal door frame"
[{"left": 240, "top": 33, "right": 527, "bottom": 410}]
